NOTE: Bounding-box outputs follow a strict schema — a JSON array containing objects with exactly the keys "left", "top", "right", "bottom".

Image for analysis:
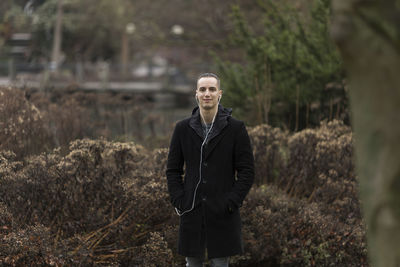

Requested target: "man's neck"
[{"left": 200, "top": 106, "right": 218, "bottom": 124}]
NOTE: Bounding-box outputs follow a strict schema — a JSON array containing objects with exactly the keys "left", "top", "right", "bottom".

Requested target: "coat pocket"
[{"left": 207, "top": 194, "right": 231, "bottom": 218}]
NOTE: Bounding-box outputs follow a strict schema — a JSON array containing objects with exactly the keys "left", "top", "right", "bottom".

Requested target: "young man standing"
[{"left": 166, "top": 73, "right": 254, "bottom": 266}]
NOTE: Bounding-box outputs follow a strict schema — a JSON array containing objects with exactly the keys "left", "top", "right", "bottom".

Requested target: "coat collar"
[{"left": 189, "top": 104, "right": 232, "bottom": 143}]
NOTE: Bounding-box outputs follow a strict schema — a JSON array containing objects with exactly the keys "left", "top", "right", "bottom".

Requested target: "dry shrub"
[
  {"left": 1, "top": 86, "right": 171, "bottom": 159},
  {"left": 1, "top": 139, "right": 147, "bottom": 234},
  {"left": 130, "top": 232, "right": 174, "bottom": 266},
  {"left": 250, "top": 120, "right": 358, "bottom": 222},
  {"left": 29, "top": 90, "right": 99, "bottom": 148},
  {"left": 28, "top": 88, "right": 156, "bottom": 147},
  {"left": 238, "top": 185, "right": 367, "bottom": 266},
  {"left": 0, "top": 87, "right": 52, "bottom": 159},
  {"left": 162, "top": 225, "right": 182, "bottom": 263},
  {"left": 27, "top": 90, "right": 96, "bottom": 148},
  {"left": 280, "top": 120, "right": 358, "bottom": 221},
  {"left": 140, "top": 148, "right": 169, "bottom": 176},
  {"left": 47, "top": 98, "right": 93, "bottom": 146},
  {"left": 0, "top": 121, "right": 367, "bottom": 266},
  {"left": 282, "top": 120, "right": 353, "bottom": 197},
  {"left": 248, "top": 124, "right": 288, "bottom": 185},
  {"left": 0, "top": 139, "right": 176, "bottom": 266},
  {"left": 0, "top": 151, "right": 23, "bottom": 178},
  {"left": 0, "top": 224, "right": 93, "bottom": 266},
  {"left": 0, "top": 202, "right": 13, "bottom": 233}
]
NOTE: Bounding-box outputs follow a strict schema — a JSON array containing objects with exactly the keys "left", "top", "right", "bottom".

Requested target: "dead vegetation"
[{"left": 0, "top": 87, "right": 367, "bottom": 266}]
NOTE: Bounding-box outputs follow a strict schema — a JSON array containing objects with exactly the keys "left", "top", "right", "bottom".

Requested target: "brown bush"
[
  {"left": 0, "top": 86, "right": 167, "bottom": 159},
  {"left": 27, "top": 89, "right": 99, "bottom": 149},
  {"left": 0, "top": 202, "right": 13, "bottom": 234},
  {"left": 0, "top": 151, "right": 23, "bottom": 178},
  {"left": 248, "top": 124, "right": 288, "bottom": 185},
  {"left": 1, "top": 139, "right": 148, "bottom": 233},
  {"left": 281, "top": 120, "right": 359, "bottom": 222},
  {"left": 0, "top": 224, "right": 95, "bottom": 266},
  {"left": 282, "top": 120, "right": 353, "bottom": 196},
  {"left": 130, "top": 232, "right": 174, "bottom": 266},
  {"left": 0, "top": 121, "right": 367, "bottom": 266},
  {"left": 0, "top": 87, "right": 52, "bottom": 159},
  {"left": 28, "top": 88, "right": 159, "bottom": 148},
  {"left": 249, "top": 120, "right": 359, "bottom": 222},
  {"left": 238, "top": 185, "right": 367, "bottom": 266},
  {"left": 0, "top": 139, "right": 176, "bottom": 265},
  {"left": 140, "top": 148, "right": 169, "bottom": 176}
]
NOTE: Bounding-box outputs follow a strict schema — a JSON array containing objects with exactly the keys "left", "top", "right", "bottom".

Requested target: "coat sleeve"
[
  {"left": 166, "top": 122, "right": 185, "bottom": 209},
  {"left": 228, "top": 121, "right": 254, "bottom": 209}
]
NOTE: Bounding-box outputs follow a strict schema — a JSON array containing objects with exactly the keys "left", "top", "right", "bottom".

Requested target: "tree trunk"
[
  {"left": 331, "top": 1, "right": 400, "bottom": 266},
  {"left": 254, "top": 76, "right": 263, "bottom": 125},
  {"left": 335, "top": 100, "right": 341, "bottom": 120},
  {"left": 120, "top": 31, "right": 129, "bottom": 79},
  {"left": 263, "top": 62, "right": 272, "bottom": 125},
  {"left": 295, "top": 85, "right": 299, "bottom": 131},
  {"left": 50, "top": 0, "right": 63, "bottom": 72}
]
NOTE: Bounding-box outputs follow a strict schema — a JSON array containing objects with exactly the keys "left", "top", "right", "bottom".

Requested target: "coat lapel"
[
  {"left": 189, "top": 110, "right": 204, "bottom": 152},
  {"left": 202, "top": 109, "right": 230, "bottom": 159},
  {"left": 204, "top": 125, "right": 229, "bottom": 160},
  {"left": 188, "top": 130, "right": 202, "bottom": 153}
]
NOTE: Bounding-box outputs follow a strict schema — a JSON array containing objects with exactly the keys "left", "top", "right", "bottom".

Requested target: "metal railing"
[{"left": 0, "top": 60, "right": 201, "bottom": 94}]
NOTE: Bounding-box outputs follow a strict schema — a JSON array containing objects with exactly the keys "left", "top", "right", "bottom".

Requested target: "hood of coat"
[{"left": 189, "top": 104, "right": 232, "bottom": 142}]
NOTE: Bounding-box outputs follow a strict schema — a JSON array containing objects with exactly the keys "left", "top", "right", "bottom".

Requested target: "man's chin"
[{"left": 201, "top": 104, "right": 216, "bottom": 110}]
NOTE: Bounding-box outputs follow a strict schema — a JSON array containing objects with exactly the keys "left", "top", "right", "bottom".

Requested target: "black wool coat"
[{"left": 166, "top": 105, "right": 254, "bottom": 259}]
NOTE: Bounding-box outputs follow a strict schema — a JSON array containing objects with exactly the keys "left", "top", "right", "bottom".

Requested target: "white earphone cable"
[{"left": 175, "top": 103, "right": 219, "bottom": 216}]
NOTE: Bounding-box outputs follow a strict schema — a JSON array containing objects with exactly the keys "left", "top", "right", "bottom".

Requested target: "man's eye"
[
  {"left": 199, "top": 88, "right": 206, "bottom": 92},
  {"left": 209, "top": 88, "right": 217, "bottom": 92}
]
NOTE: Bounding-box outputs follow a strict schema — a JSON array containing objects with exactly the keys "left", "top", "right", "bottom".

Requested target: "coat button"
[
  {"left": 203, "top": 162, "right": 208, "bottom": 167},
  {"left": 202, "top": 179, "right": 207, "bottom": 184},
  {"left": 202, "top": 196, "right": 207, "bottom": 201}
]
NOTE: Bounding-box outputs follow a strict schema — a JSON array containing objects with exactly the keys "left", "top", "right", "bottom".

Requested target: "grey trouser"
[{"left": 185, "top": 256, "right": 229, "bottom": 267}]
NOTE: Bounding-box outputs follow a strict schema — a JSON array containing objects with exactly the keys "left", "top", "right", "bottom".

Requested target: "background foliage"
[
  {"left": 216, "top": 0, "right": 346, "bottom": 129},
  {"left": 1, "top": 0, "right": 348, "bottom": 131}
]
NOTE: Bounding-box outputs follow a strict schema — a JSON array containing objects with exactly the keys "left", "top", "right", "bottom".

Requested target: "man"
[{"left": 166, "top": 73, "right": 254, "bottom": 266}]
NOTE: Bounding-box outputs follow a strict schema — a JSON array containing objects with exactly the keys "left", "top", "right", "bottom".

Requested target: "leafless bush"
[
  {"left": 248, "top": 124, "right": 288, "bottom": 185},
  {"left": 139, "top": 148, "right": 169, "bottom": 176},
  {"left": 249, "top": 120, "right": 359, "bottom": 222},
  {"left": 238, "top": 185, "right": 367, "bottom": 266},
  {"left": 0, "top": 139, "right": 176, "bottom": 265},
  {"left": 1, "top": 139, "right": 148, "bottom": 233},
  {"left": 0, "top": 151, "right": 23, "bottom": 178},
  {"left": 129, "top": 232, "right": 174, "bottom": 266},
  {"left": 28, "top": 88, "right": 157, "bottom": 148},
  {"left": 281, "top": 120, "right": 358, "bottom": 221},
  {"left": 0, "top": 87, "right": 52, "bottom": 159},
  {"left": 282, "top": 120, "right": 353, "bottom": 196},
  {"left": 0, "top": 224, "right": 94, "bottom": 266},
  {"left": 0, "top": 202, "right": 13, "bottom": 233},
  {"left": 0, "top": 121, "right": 367, "bottom": 266}
]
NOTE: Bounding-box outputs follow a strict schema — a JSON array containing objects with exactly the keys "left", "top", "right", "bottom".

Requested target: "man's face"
[{"left": 196, "top": 77, "right": 222, "bottom": 110}]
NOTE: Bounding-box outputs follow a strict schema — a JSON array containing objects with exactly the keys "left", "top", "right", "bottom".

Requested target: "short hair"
[{"left": 197, "top": 73, "right": 220, "bottom": 89}]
